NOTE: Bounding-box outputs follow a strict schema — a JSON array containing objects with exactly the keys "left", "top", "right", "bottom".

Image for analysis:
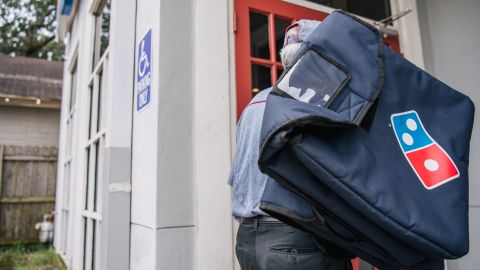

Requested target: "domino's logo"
[{"left": 391, "top": 111, "right": 459, "bottom": 189}]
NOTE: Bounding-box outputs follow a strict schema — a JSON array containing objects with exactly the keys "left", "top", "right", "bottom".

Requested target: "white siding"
[
  {"left": 0, "top": 106, "right": 60, "bottom": 146},
  {"left": 417, "top": 0, "right": 480, "bottom": 269}
]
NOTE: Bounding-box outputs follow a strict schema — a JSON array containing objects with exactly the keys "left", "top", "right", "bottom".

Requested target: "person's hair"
[{"left": 279, "top": 43, "right": 301, "bottom": 67}]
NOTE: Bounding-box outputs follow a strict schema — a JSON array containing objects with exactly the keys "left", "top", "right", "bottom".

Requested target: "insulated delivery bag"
[{"left": 258, "top": 10, "right": 475, "bottom": 270}]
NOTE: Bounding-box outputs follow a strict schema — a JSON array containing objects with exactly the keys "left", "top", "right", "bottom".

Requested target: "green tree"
[{"left": 0, "top": 0, "right": 64, "bottom": 61}]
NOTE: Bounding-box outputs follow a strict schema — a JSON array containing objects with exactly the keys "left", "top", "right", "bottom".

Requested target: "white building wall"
[
  {"left": 53, "top": 27, "right": 74, "bottom": 265},
  {"left": 56, "top": 0, "right": 235, "bottom": 268},
  {"left": 131, "top": 0, "right": 234, "bottom": 269},
  {"left": 131, "top": 0, "right": 196, "bottom": 269},
  {"left": 68, "top": 2, "right": 93, "bottom": 268},
  {"left": 54, "top": 1, "right": 93, "bottom": 268},
  {"left": 0, "top": 106, "right": 60, "bottom": 146},
  {"left": 416, "top": 0, "right": 480, "bottom": 269},
  {"left": 55, "top": 0, "right": 136, "bottom": 268},
  {"left": 55, "top": 0, "right": 480, "bottom": 269}
]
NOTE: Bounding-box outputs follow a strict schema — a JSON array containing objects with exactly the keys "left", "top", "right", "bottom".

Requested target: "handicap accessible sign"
[{"left": 137, "top": 29, "right": 152, "bottom": 112}]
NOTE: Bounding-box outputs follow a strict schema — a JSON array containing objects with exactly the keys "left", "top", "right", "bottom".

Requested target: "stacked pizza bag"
[{"left": 258, "top": 10, "right": 474, "bottom": 270}]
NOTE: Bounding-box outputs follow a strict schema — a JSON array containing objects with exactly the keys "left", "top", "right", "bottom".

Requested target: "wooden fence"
[{"left": 0, "top": 145, "right": 57, "bottom": 245}]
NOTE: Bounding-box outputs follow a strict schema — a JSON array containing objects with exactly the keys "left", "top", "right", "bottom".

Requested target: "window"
[
  {"left": 248, "top": 11, "right": 291, "bottom": 95},
  {"left": 82, "top": 1, "right": 110, "bottom": 269},
  {"left": 234, "top": 0, "right": 400, "bottom": 118},
  {"left": 234, "top": 0, "right": 327, "bottom": 118},
  {"left": 59, "top": 56, "right": 78, "bottom": 261},
  {"left": 303, "top": 0, "right": 391, "bottom": 22},
  {"left": 69, "top": 63, "right": 77, "bottom": 111},
  {"left": 92, "top": 0, "right": 111, "bottom": 70}
]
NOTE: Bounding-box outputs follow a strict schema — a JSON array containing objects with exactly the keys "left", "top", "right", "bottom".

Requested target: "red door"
[
  {"left": 234, "top": 0, "right": 328, "bottom": 118},
  {"left": 234, "top": 0, "right": 400, "bottom": 118},
  {"left": 234, "top": 1, "right": 399, "bottom": 269}
]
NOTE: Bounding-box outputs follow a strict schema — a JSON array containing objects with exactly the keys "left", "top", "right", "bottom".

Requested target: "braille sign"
[{"left": 391, "top": 111, "right": 459, "bottom": 189}]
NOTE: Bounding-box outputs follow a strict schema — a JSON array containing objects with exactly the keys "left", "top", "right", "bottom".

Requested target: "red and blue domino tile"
[{"left": 391, "top": 111, "right": 459, "bottom": 190}]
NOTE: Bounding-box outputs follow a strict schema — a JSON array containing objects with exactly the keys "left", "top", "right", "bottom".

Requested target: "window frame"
[
  {"left": 80, "top": 1, "right": 110, "bottom": 269},
  {"left": 282, "top": 0, "right": 398, "bottom": 29},
  {"left": 90, "top": 0, "right": 111, "bottom": 71},
  {"left": 234, "top": 0, "right": 328, "bottom": 119},
  {"left": 282, "top": 0, "right": 424, "bottom": 66},
  {"left": 234, "top": 0, "right": 405, "bottom": 119},
  {"left": 58, "top": 46, "right": 79, "bottom": 262}
]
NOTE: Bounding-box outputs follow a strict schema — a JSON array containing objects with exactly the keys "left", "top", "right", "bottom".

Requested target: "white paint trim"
[
  {"left": 228, "top": 0, "right": 237, "bottom": 127},
  {"left": 282, "top": 0, "right": 425, "bottom": 68},
  {"left": 53, "top": 63, "right": 69, "bottom": 255},
  {"left": 283, "top": 0, "right": 337, "bottom": 16},
  {"left": 66, "top": 31, "right": 80, "bottom": 65},
  {"left": 53, "top": 39, "right": 80, "bottom": 263},
  {"left": 391, "top": 0, "right": 425, "bottom": 68},
  {"left": 84, "top": 129, "right": 106, "bottom": 147},
  {"left": 67, "top": 44, "right": 79, "bottom": 72},
  {"left": 81, "top": 210, "right": 103, "bottom": 220},
  {"left": 69, "top": 6, "right": 98, "bottom": 269},
  {"left": 90, "top": 49, "right": 108, "bottom": 81},
  {"left": 56, "top": 250, "right": 71, "bottom": 269},
  {"left": 227, "top": 1, "right": 240, "bottom": 269},
  {"left": 89, "top": 0, "right": 106, "bottom": 15},
  {"left": 282, "top": 0, "right": 398, "bottom": 34}
]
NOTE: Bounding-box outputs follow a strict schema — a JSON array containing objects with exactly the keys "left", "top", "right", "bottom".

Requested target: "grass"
[{"left": 0, "top": 243, "right": 65, "bottom": 270}]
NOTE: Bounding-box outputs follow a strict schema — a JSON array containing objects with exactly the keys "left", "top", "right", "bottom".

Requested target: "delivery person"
[{"left": 228, "top": 20, "right": 352, "bottom": 270}]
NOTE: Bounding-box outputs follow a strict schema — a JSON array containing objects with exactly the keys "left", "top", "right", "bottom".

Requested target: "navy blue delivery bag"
[{"left": 258, "top": 10, "right": 475, "bottom": 270}]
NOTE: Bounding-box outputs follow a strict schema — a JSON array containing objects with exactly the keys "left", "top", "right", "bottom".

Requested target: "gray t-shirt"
[{"left": 228, "top": 88, "right": 271, "bottom": 219}]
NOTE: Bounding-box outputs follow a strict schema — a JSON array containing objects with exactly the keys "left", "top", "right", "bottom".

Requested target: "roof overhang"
[
  {"left": 56, "top": 0, "right": 80, "bottom": 40},
  {"left": 59, "top": 0, "right": 74, "bottom": 15}
]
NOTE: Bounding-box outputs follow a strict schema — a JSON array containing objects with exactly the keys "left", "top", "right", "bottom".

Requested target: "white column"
[
  {"left": 100, "top": 0, "right": 137, "bottom": 269},
  {"left": 195, "top": 0, "right": 235, "bottom": 269},
  {"left": 130, "top": 0, "right": 161, "bottom": 268},
  {"left": 131, "top": 0, "right": 196, "bottom": 269},
  {"left": 392, "top": 0, "right": 425, "bottom": 68}
]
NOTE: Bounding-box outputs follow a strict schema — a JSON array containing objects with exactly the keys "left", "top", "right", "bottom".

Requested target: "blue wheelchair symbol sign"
[{"left": 137, "top": 29, "right": 152, "bottom": 111}]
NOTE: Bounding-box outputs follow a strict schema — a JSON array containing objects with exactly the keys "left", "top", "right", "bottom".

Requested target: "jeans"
[{"left": 236, "top": 220, "right": 352, "bottom": 270}]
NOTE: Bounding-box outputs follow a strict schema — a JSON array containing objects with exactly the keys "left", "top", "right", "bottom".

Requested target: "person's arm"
[{"left": 228, "top": 122, "right": 242, "bottom": 186}]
